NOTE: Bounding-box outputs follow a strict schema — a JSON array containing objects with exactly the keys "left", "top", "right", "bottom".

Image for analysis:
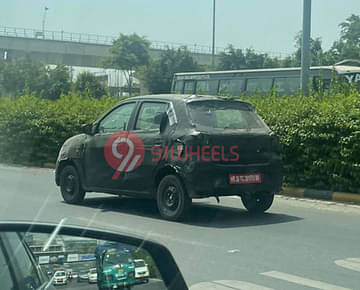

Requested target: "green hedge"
[
  {"left": 1, "top": 92, "right": 360, "bottom": 193},
  {"left": 242, "top": 92, "right": 360, "bottom": 193},
  {"left": 0, "top": 94, "right": 118, "bottom": 166}
]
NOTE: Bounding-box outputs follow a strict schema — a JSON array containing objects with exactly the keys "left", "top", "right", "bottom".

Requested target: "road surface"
[{"left": 0, "top": 164, "right": 360, "bottom": 289}]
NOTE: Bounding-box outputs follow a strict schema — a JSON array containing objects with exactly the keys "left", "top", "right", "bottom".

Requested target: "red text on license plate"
[{"left": 229, "top": 173, "right": 262, "bottom": 184}]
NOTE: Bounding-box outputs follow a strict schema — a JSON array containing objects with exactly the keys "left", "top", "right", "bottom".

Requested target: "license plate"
[{"left": 229, "top": 173, "right": 262, "bottom": 184}]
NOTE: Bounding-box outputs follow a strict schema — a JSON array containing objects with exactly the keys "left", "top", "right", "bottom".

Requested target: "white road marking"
[
  {"left": 262, "top": 271, "right": 351, "bottom": 290},
  {"left": 335, "top": 258, "right": 360, "bottom": 272},
  {"left": 190, "top": 280, "right": 274, "bottom": 290}
]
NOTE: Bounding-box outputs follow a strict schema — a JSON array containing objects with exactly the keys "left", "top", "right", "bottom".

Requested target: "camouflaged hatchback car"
[{"left": 56, "top": 94, "right": 283, "bottom": 221}]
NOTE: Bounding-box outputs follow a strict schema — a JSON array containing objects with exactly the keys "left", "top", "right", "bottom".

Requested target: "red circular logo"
[{"left": 104, "top": 131, "right": 145, "bottom": 180}]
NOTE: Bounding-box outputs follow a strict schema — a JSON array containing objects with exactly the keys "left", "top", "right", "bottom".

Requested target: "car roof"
[
  {"left": 126, "top": 94, "right": 253, "bottom": 106},
  {"left": 134, "top": 259, "right": 145, "bottom": 262}
]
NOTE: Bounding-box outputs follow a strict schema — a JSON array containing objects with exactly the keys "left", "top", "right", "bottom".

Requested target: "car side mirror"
[
  {"left": 0, "top": 222, "right": 188, "bottom": 290},
  {"left": 81, "top": 123, "right": 94, "bottom": 135}
]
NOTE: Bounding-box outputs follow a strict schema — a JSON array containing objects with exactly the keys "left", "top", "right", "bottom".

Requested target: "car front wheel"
[
  {"left": 241, "top": 193, "right": 274, "bottom": 213},
  {"left": 157, "top": 175, "right": 191, "bottom": 221},
  {"left": 60, "top": 165, "right": 85, "bottom": 204}
]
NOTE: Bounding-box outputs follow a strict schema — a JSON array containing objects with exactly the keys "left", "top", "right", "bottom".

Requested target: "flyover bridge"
[{"left": 0, "top": 26, "right": 221, "bottom": 67}]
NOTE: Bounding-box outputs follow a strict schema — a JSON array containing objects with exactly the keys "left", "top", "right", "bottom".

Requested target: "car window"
[
  {"left": 0, "top": 240, "right": 15, "bottom": 290},
  {"left": 135, "top": 102, "right": 168, "bottom": 131},
  {"left": 196, "top": 80, "right": 218, "bottom": 94},
  {"left": 55, "top": 271, "right": 65, "bottom": 276},
  {"left": 99, "top": 102, "right": 136, "bottom": 133},
  {"left": 183, "top": 81, "right": 195, "bottom": 94},
  {"left": 187, "top": 100, "right": 266, "bottom": 130},
  {"left": 4, "top": 232, "right": 42, "bottom": 290},
  {"left": 218, "top": 79, "right": 244, "bottom": 96},
  {"left": 173, "top": 80, "right": 184, "bottom": 93},
  {"left": 246, "top": 78, "right": 273, "bottom": 94},
  {"left": 135, "top": 260, "right": 145, "bottom": 267},
  {"left": 273, "top": 77, "right": 299, "bottom": 95},
  {"left": 103, "top": 251, "right": 133, "bottom": 266}
]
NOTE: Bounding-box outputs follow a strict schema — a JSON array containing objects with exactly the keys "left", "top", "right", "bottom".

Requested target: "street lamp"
[
  {"left": 42, "top": 6, "right": 49, "bottom": 38},
  {"left": 211, "top": 0, "right": 216, "bottom": 70},
  {"left": 301, "top": 0, "right": 311, "bottom": 96}
]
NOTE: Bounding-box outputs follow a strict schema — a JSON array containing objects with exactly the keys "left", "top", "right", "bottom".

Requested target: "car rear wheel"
[
  {"left": 241, "top": 193, "right": 274, "bottom": 213},
  {"left": 157, "top": 175, "right": 191, "bottom": 221},
  {"left": 60, "top": 165, "right": 85, "bottom": 204}
]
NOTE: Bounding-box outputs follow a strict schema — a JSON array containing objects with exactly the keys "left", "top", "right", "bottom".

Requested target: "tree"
[
  {"left": 217, "top": 45, "right": 246, "bottom": 70},
  {"left": 142, "top": 47, "right": 201, "bottom": 94},
  {"left": 107, "top": 33, "right": 150, "bottom": 95},
  {"left": 74, "top": 72, "right": 108, "bottom": 99},
  {"left": 281, "top": 32, "right": 330, "bottom": 67},
  {"left": 339, "top": 14, "right": 360, "bottom": 47},
  {"left": 0, "top": 60, "right": 49, "bottom": 98},
  {"left": 0, "top": 61, "right": 72, "bottom": 99},
  {"left": 45, "top": 65, "right": 71, "bottom": 100},
  {"left": 328, "top": 14, "right": 360, "bottom": 63},
  {"left": 217, "top": 45, "right": 281, "bottom": 70}
]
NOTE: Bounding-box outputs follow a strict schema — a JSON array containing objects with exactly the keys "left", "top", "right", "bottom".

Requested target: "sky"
[{"left": 1, "top": 0, "right": 360, "bottom": 57}]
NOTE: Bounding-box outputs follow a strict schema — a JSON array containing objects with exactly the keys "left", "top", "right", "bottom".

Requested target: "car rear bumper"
[
  {"left": 182, "top": 160, "right": 283, "bottom": 198},
  {"left": 135, "top": 276, "right": 149, "bottom": 282},
  {"left": 54, "top": 280, "right": 67, "bottom": 285}
]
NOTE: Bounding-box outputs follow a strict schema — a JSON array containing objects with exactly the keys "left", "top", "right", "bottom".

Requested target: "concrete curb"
[
  {"left": 43, "top": 163, "right": 56, "bottom": 169},
  {"left": 280, "top": 187, "right": 360, "bottom": 205}
]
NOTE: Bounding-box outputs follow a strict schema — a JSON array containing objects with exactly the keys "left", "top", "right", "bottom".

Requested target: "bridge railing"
[{"left": 0, "top": 26, "right": 226, "bottom": 55}]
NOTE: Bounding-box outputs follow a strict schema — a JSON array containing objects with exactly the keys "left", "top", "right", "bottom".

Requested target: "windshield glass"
[
  {"left": 55, "top": 271, "right": 65, "bottom": 276},
  {"left": 3, "top": 1, "right": 360, "bottom": 290},
  {"left": 187, "top": 100, "right": 267, "bottom": 130},
  {"left": 103, "top": 251, "right": 133, "bottom": 266},
  {"left": 135, "top": 260, "right": 145, "bottom": 267}
]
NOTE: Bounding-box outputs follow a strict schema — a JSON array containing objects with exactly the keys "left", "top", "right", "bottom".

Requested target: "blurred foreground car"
[
  {"left": 53, "top": 270, "right": 67, "bottom": 286},
  {"left": 135, "top": 259, "right": 149, "bottom": 283},
  {"left": 88, "top": 268, "right": 98, "bottom": 283},
  {"left": 77, "top": 269, "right": 89, "bottom": 282}
]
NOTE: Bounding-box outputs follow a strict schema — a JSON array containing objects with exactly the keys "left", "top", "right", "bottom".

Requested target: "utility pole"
[
  {"left": 42, "top": 7, "right": 49, "bottom": 38},
  {"left": 211, "top": 0, "right": 216, "bottom": 70},
  {"left": 301, "top": 0, "right": 311, "bottom": 96}
]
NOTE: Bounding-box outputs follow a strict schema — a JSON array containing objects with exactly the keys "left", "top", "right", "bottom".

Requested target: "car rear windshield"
[{"left": 187, "top": 100, "right": 267, "bottom": 130}]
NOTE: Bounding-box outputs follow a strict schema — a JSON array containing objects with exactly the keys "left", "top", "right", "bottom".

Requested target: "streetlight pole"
[
  {"left": 42, "top": 7, "right": 49, "bottom": 39},
  {"left": 211, "top": 0, "right": 216, "bottom": 70},
  {"left": 301, "top": 0, "right": 311, "bottom": 96}
]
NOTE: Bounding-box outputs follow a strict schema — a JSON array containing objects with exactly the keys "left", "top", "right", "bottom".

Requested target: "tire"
[
  {"left": 241, "top": 193, "right": 274, "bottom": 213},
  {"left": 60, "top": 165, "right": 85, "bottom": 204},
  {"left": 157, "top": 175, "right": 191, "bottom": 221}
]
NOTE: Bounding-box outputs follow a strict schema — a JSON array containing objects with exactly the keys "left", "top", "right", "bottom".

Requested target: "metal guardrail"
[{"left": 0, "top": 26, "right": 225, "bottom": 55}]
